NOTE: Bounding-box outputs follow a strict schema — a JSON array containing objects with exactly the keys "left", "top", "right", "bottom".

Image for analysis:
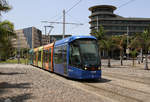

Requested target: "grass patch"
[{"left": 0, "top": 58, "right": 29, "bottom": 64}]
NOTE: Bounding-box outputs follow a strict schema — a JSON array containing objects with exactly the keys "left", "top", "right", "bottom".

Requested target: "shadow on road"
[
  {"left": 0, "top": 82, "right": 33, "bottom": 102},
  {"left": 0, "top": 72, "right": 25, "bottom": 75},
  {"left": 0, "top": 82, "right": 31, "bottom": 89},
  {"left": 80, "top": 78, "right": 112, "bottom": 83},
  {"left": 0, "top": 93, "right": 33, "bottom": 102},
  {"left": 102, "top": 65, "right": 130, "bottom": 68}
]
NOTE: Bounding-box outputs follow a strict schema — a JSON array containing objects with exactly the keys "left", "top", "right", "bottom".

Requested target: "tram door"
[
  {"left": 43, "top": 50, "right": 47, "bottom": 69},
  {"left": 62, "top": 45, "right": 67, "bottom": 75},
  {"left": 49, "top": 48, "right": 52, "bottom": 71},
  {"left": 45, "top": 50, "right": 49, "bottom": 70}
]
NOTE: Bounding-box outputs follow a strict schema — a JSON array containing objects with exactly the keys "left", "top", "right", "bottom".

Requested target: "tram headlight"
[{"left": 84, "top": 67, "right": 87, "bottom": 70}]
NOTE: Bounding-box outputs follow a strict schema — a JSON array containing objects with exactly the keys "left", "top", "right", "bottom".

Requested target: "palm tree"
[
  {"left": 141, "top": 29, "right": 150, "bottom": 70},
  {"left": 130, "top": 49, "right": 137, "bottom": 66},
  {"left": 91, "top": 25, "right": 106, "bottom": 47},
  {"left": 130, "top": 28, "right": 150, "bottom": 70},
  {"left": 129, "top": 33, "right": 141, "bottom": 66},
  {"left": 113, "top": 35, "right": 127, "bottom": 66},
  {"left": 0, "top": 20, "right": 16, "bottom": 60},
  {"left": 0, "top": 1, "right": 14, "bottom": 61},
  {"left": 91, "top": 25, "right": 106, "bottom": 64},
  {"left": 102, "top": 36, "right": 118, "bottom": 67},
  {"left": 0, "top": 0, "right": 11, "bottom": 15}
]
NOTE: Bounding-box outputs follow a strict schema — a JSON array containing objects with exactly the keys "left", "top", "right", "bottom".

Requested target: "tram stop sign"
[{"left": 126, "top": 48, "right": 130, "bottom": 54}]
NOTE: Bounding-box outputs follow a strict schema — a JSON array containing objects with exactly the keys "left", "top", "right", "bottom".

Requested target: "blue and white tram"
[{"left": 53, "top": 35, "right": 101, "bottom": 79}]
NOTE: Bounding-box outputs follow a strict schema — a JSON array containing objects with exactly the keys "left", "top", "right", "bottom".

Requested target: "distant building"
[
  {"left": 12, "top": 27, "right": 42, "bottom": 49},
  {"left": 89, "top": 5, "right": 150, "bottom": 35},
  {"left": 42, "top": 34, "right": 72, "bottom": 45}
]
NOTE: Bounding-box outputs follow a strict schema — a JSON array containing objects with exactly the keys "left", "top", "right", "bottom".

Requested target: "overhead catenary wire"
[
  {"left": 48, "top": 0, "right": 83, "bottom": 22},
  {"left": 118, "top": 0, "right": 137, "bottom": 8},
  {"left": 66, "top": 0, "right": 82, "bottom": 13},
  {"left": 41, "top": 0, "right": 83, "bottom": 35}
]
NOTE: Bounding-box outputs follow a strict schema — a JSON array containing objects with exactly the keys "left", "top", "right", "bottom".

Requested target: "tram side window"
[
  {"left": 38, "top": 51, "right": 41, "bottom": 61},
  {"left": 45, "top": 50, "right": 49, "bottom": 62},
  {"left": 62, "top": 45, "right": 67, "bottom": 64},
  {"left": 43, "top": 50, "right": 45, "bottom": 63},
  {"left": 54, "top": 46, "right": 63, "bottom": 64},
  {"left": 69, "top": 45, "right": 81, "bottom": 66},
  {"left": 43, "top": 50, "right": 47, "bottom": 63},
  {"left": 49, "top": 48, "right": 51, "bottom": 62}
]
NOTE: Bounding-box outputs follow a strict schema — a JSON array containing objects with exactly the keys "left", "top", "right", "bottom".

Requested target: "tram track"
[
  {"left": 82, "top": 83, "right": 144, "bottom": 102},
  {"left": 102, "top": 72, "right": 150, "bottom": 85},
  {"left": 102, "top": 75, "right": 150, "bottom": 94},
  {"left": 38, "top": 67, "right": 150, "bottom": 102},
  {"left": 82, "top": 77, "right": 150, "bottom": 102},
  {"left": 106, "top": 82, "right": 150, "bottom": 95},
  {"left": 48, "top": 72, "right": 150, "bottom": 102}
]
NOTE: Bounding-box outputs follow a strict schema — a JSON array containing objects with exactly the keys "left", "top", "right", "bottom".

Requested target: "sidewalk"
[{"left": 101, "top": 59, "right": 149, "bottom": 70}]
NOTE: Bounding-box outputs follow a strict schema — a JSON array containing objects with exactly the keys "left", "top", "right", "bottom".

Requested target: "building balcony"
[
  {"left": 90, "top": 12, "right": 115, "bottom": 18},
  {"left": 90, "top": 23, "right": 149, "bottom": 27}
]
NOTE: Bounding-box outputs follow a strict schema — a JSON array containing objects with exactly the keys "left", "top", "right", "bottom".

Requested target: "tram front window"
[
  {"left": 79, "top": 40, "right": 100, "bottom": 66},
  {"left": 69, "top": 39, "right": 100, "bottom": 67}
]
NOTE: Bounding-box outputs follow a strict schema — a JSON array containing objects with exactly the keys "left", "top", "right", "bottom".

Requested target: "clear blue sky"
[{"left": 2, "top": 0, "right": 150, "bottom": 35}]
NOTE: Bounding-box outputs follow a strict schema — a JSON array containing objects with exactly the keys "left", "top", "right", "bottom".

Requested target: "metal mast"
[
  {"left": 63, "top": 9, "right": 65, "bottom": 39},
  {"left": 42, "top": 10, "right": 83, "bottom": 39}
]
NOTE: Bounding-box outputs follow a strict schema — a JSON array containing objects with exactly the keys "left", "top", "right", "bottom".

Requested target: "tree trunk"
[
  {"left": 120, "top": 50, "right": 123, "bottom": 66},
  {"left": 108, "top": 56, "right": 111, "bottom": 67},
  {"left": 132, "top": 57, "right": 135, "bottom": 66},
  {"left": 107, "top": 51, "right": 111, "bottom": 67},
  {"left": 111, "top": 50, "right": 113, "bottom": 59},
  {"left": 140, "top": 48, "right": 143, "bottom": 63},
  {"left": 144, "top": 54, "right": 149, "bottom": 70}
]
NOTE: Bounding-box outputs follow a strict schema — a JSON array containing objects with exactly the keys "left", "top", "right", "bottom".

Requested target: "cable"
[
  {"left": 41, "top": 0, "right": 83, "bottom": 34},
  {"left": 118, "top": 0, "right": 137, "bottom": 8},
  {"left": 50, "top": 0, "right": 82, "bottom": 22},
  {"left": 66, "top": 0, "right": 82, "bottom": 13}
]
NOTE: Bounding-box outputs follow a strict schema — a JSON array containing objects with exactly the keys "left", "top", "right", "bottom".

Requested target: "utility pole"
[
  {"left": 97, "top": 16, "right": 99, "bottom": 32},
  {"left": 44, "top": 26, "right": 54, "bottom": 43},
  {"left": 63, "top": 9, "right": 65, "bottom": 39},
  {"left": 42, "top": 10, "right": 83, "bottom": 40}
]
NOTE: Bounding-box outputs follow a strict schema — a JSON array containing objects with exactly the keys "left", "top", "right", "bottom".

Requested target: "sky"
[{"left": 2, "top": 0, "right": 150, "bottom": 36}]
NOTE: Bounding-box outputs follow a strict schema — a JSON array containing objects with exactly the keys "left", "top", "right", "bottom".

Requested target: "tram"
[{"left": 29, "top": 36, "right": 101, "bottom": 79}]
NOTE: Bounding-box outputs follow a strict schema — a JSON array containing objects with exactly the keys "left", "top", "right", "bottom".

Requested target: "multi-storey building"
[
  {"left": 42, "top": 34, "right": 72, "bottom": 45},
  {"left": 12, "top": 29, "right": 30, "bottom": 49},
  {"left": 89, "top": 5, "right": 150, "bottom": 35},
  {"left": 12, "top": 27, "right": 42, "bottom": 49}
]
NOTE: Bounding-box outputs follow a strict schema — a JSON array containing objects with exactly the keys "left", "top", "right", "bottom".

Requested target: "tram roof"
[
  {"left": 44, "top": 43, "right": 54, "bottom": 50},
  {"left": 54, "top": 35, "right": 96, "bottom": 46},
  {"left": 38, "top": 46, "right": 43, "bottom": 51},
  {"left": 34, "top": 48, "right": 38, "bottom": 52}
]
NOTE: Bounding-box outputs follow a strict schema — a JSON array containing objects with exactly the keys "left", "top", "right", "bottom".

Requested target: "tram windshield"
[{"left": 69, "top": 39, "right": 100, "bottom": 67}]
